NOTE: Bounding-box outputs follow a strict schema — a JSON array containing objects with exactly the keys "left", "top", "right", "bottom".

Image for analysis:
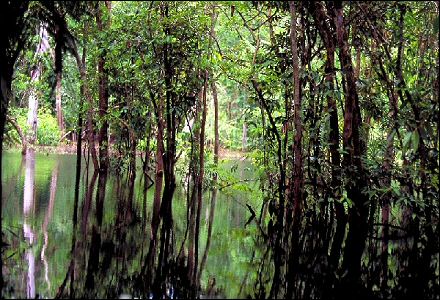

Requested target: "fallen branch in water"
[
  {"left": 218, "top": 178, "right": 258, "bottom": 190},
  {"left": 245, "top": 203, "right": 268, "bottom": 241},
  {"left": 6, "top": 115, "right": 27, "bottom": 154}
]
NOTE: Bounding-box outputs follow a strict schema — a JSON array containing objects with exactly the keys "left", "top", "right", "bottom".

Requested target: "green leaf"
[
  {"left": 403, "top": 131, "right": 412, "bottom": 154},
  {"left": 434, "top": 15, "right": 439, "bottom": 34},
  {"left": 411, "top": 130, "right": 419, "bottom": 152}
]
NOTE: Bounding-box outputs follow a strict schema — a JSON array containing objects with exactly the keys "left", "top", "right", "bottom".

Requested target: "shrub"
[
  {"left": 36, "top": 108, "right": 61, "bottom": 146},
  {"left": 6, "top": 107, "right": 60, "bottom": 146}
]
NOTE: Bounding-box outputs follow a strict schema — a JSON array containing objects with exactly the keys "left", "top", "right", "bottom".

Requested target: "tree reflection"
[
  {"left": 41, "top": 162, "right": 58, "bottom": 293},
  {"left": 23, "top": 149, "right": 35, "bottom": 299}
]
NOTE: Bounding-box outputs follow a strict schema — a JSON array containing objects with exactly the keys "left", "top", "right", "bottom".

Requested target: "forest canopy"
[{"left": 1, "top": 1, "right": 439, "bottom": 299}]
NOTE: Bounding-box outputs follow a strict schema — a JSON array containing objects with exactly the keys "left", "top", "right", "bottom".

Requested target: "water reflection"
[
  {"left": 23, "top": 149, "right": 36, "bottom": 299},
  {"left": 41, "top": 161, "right": 58, "bottom": 293},
  {"left": 2, "top": 152, "right": 257, "bottom": 299}
]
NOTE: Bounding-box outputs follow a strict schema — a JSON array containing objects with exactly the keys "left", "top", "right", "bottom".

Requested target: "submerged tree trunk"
[
  {"left": 151, "top": 96, "right": 165, "bottom": 243},
  {"left": 187, "top": 87, "right": 202, "bottom": 292},
  {"left": 334, "top": 1, "right": 369, "bottom": 296},
  {"left": 153, "top": 5, "right": 179, "bottom": 293},
  {"left": 193, "top": 71, "right": 208, "bottom": 292},
  {"left": 307, "top": 1, "right": 346, "bottom": 270},
  {"left": 142, "top": 117, "right": 152, "bottom": 226},
  {"left": 286, "top": 1, "right": 304, "bottom": 297},
  {"left": 371, "top": 39, "right": 400, "bottom": 292},
  {"left": 198, "top": 76, "right": 220, "bottom": 284},
  {"left": 85, "top": 170, "right": 106, "bottom": 294}
]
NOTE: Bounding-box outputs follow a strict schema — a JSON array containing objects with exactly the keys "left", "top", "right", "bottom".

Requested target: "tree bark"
[
  {"left": 286, "top": 2, "right": 304, "bottom": 298},
  {"left": 371, "top": 40, "right": 400, "bottom": 292},
  {"left": 193, "top": 71, "right": 208, "bottom": 290},
  {"left": 147, "top": 94, "right": 165, "bottom": 274},
  {"left": 156, "top": 4, "right": 177, "bottom": 294},
  {"left": 0, "top": 3, "right": 31, "bottom": 294},
  {"left": 27, "top": 26, "right": 50, "bottom": 145},
  {"left": 54, "top": 23, "right": 65, "bottom": 135},
  {"left": 242, "top": 122, "right": 247, "bottom": 151},
  {"left": 334, "top": 2, "right": 369, "bottom": 296},
  {"left": 96, "top": 1, "right": 111, "bottom": 173},
  {"left": 71, "top": 28, "right": 99, "bottom": 171},
  {"left": 198, "top": 76, "right": 220, "bottom": 284},
  {"left": 307, "top": 1, "right": 346, "bottom": 270},
  {"left": 6, "top": 115, "right": 27, "bottom": 154}
]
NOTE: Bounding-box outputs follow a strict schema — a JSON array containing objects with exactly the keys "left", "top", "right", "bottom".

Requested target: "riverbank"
[{"left": 4, "top": 144, "right": 249, "bottom": 159}]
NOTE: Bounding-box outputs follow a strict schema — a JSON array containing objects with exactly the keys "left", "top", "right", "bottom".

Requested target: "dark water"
[{"left": 1, "top": 150, "right": 261, "bottom": 298}]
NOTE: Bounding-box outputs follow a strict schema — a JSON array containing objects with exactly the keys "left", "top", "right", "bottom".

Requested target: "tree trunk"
[
  {"left": 54, "top": 23, "right": 64, "bottom": 135},
  {"left": 27, "top": 26, "right": 50, "bottom": 145},
  {"left": 290, "top": 0, "right": 303, "bottom": 230},
  {"left": 193, "top": 71, "right": 208, "bottom": 291},
  {"left": 242, "top": 122, "right": 247, "bottom": 151},
  {"left": 6, "top": 115, "right": 27, "bottom": 154},
  {"left": 0, "top": 3, "right": 31, "bottom": 293},
  {"left": 55, "top": 70, "right": 64, "bottom": 134},
  {"left": 142, "top": 118, "right": 152, "bottom": 226},
  {"left": 71, "top": 30, "right": 99, "bottom": 171},
  {"left": 198, "top": 77, "right": 220, "bottom": 284},
  {"left": 286, "top": 2, "right": 303, "bottom": 298},
  {"left": 96, "top": 1, "right": 111, "bottom": 173},
  {"left": 371, "top": 42, "right": 400, "bottom": 292},
  {"left": 212, "top": 82, "right": 219, "bottom": 170},
  {"left": 145, "top": 95, "right": 165, "bottom": 281},
  {"left": 307, "top": 1, "right": 346, "bottom": 270},
  {"left": 156, "top": 4, "right": 178, "bottom": 292},
  {"left": 334, "top": 2, "right": 369, "bottom": 296}
]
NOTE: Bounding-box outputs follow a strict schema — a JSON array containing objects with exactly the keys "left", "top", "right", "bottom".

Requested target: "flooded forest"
[{"left": 1, "top": 1, "right": 439, "bottom": 299}]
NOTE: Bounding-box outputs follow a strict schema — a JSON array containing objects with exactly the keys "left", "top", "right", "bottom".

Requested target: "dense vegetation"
[{"left": 1, "top": 1, "right": 439, "bottom": 299}]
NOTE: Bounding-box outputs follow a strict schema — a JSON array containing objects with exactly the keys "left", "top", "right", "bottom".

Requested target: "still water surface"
[{"left": 2, "top": 150, "right": 260, "bottom": 298}]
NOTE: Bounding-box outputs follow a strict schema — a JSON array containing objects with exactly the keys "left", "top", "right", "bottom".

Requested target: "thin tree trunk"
[
  {"left": 54, "top": 23, "right": 64, "bottom": 135},
  {"left": 286, "top": 2, "right": 303, "bottom": 297},
  {"left": 55, "top": 71, "right": 64, "bottom": 134},
  {"left": 327, "top": 46, "right": 346, "bottom": 269},
  {"left": 27, "top": 26, "right": 50, "bottom": 145},
  {"left": 142, "top": 118, "right": 152, "bottom": 226},
  {"left": 71, "top": 29, "right": 99, "bottom": 171},
  {"left": 198, "top": 77, "right": 220, "bottom": 284},
  {"left": 145, "top": 95, "right": 165, "bottom": 284},
  {"left": 242, "top": 122, "right": 247, "bottom": 151},
  {"left": 307, "top": 1, "right": 346, "bottom": 270},
  {"left": 193, "top": 71, "right": 208, "bottom": 292},
  {"left": 334, "top": 2, "right": 369, "bottom": 296},
  {"left": 371, "top": 42, "right": 400, "bottom": 292},
  {"left": 96, "top": 1, "right": 111, "bottom": 174},
  {"left": 290, "top": 0, "right": 303, "bottom": 232},
  {"left": 152, "top": 98, "right": 165, "bottom": 241},
  {"left": 156, "top": 4, "right": 178, "bottom": 294}
]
